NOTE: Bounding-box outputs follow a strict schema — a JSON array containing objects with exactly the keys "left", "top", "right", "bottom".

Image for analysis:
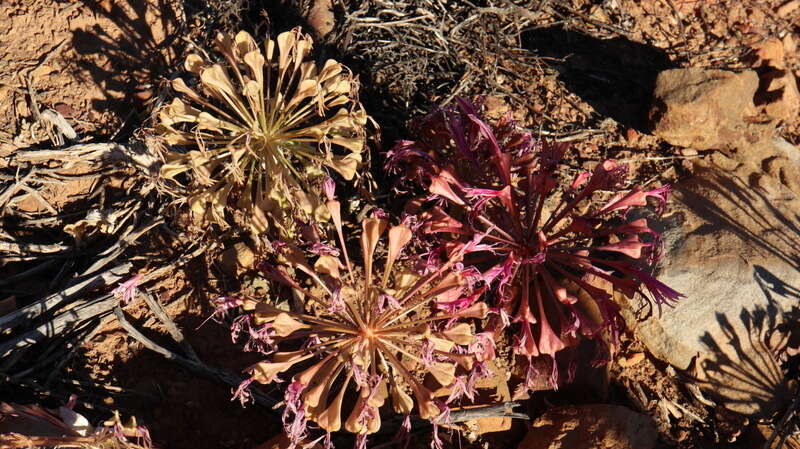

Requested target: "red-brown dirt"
[{"left": 0, "top": 0, "right": 180, "bottom": 152}]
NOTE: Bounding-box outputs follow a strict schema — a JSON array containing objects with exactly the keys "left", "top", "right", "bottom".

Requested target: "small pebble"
[
  {"left": 618, "top": 352, "right": 646, "bottom": 367},
  {"left": 680, "top": 148, "right": 699, "bottom": 156},
  {"left": 625, "top": 128, "right": 639, "bottom": 143}
]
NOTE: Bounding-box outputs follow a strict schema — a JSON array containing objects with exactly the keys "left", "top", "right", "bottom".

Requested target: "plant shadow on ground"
[
  {"left": 67, "top": 0, "right": 182, "bottom": 137},
  {"left": 671, "top": 166, "right": 800, "bottom": 435},
  {"left": 522, "top": 26, "right": 673, "bottom": 131},
  {"left": 72, "top": 302, "right": 282, "bottom": 449}
]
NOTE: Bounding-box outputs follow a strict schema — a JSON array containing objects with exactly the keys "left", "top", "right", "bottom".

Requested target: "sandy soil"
[{"left": 0, "top": 0, "right": 180, "bottom": 151}]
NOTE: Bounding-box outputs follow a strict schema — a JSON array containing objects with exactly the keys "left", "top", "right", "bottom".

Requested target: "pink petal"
[{"left": 429, "top": 175, "right": 465, "bottom": 205}]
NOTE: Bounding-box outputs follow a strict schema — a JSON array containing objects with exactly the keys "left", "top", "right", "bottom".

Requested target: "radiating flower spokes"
[
  {"left": 387, "top": 97, "right": 683, "bottom": 390},
  {"left": 241, "top": 185, "right": 488, "bottom": 444},
  {"left": 157, "top": 28, "right": 369, "bottom": 236}
]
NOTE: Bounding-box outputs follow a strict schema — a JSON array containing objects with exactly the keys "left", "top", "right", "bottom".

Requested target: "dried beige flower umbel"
[{"left": 158, "top": 29, "right": 367, "bottom": 236}]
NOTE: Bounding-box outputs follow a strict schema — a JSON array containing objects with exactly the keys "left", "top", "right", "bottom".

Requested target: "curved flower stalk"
[
  {"left": 157, "top": 29, "right": 368, "bottom": 236},
  {"left": 238, "top": 188, "right": 488, "bottom": 443},
  {"left": 387, "top": 98, "right": 682, "bottom": 389}
]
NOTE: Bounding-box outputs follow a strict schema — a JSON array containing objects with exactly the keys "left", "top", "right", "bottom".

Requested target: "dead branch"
[
  {"left": 79, "top": 218, "right": 163, "bottom": 277},
  {"left": 0, "top": 432, "right": 151, "bottom": 449},
  {"left": 0, "top": 259, "right": 58, "bottom": 286},
  {"left": 139, "top": 242, "right": 209, "bottom": 284},
  {"left": 0, "top": 263, "right": 132, "bottom": 330},
  {"left": 14, "top": 142, "right": 161, "bottom": 175},
  {"left": 141, "top": 291, "right": 201, "bottom": 363},
  {"left": 0, "top": 294, "right": 118, "bottom": 360},
  {"left": 447, "top": 402, "right": 529, "bottom": 423},
  {"left": 0, "top": 240, "right": 71, "bottom": 255}
]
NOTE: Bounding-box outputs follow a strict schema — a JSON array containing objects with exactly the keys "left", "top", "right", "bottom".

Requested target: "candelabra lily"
[
  {"left": 157, "top": 28, "right": 368, "bottom": 236},
  {"left": 233, "top": 182, "right": 488, "bottom": 445},
  {"left": 387, "top": 97, "right": 682, "bottom": 390}
]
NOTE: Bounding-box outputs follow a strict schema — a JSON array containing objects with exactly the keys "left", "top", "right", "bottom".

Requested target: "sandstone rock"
[
  {"left": 746, "top": 38, "right": 800, "bottom": 126},
  {"left": 649, "top": 68, "right": 773, "bottom": 150},
  {"left": 755, "top": 69, "right": 800, "bottom": 123},
  {"left": 517, "top": 404, "right": 657, "bottom": 449},
  {"left": 752, "top": 37, "right": 786, "bottom": 69},
  {"left": 219, "top": 242, "right": 256, "bottom": 276},
  {"left": 483, "top": 96, "right": 512, "bottom": 120},
  {"left": 783, "top": 34, "right": 796, "bottom": 56},
  {"left": 617, "top": 352, "right": 645, "bottom": 368},
  {"left": 777, "top": 0, "right": 800, "bottom": 17},
  {"left": 629, "top": 157, "right": 799, "bottom": 417},
  {"left": 307, "top": 0, "right": 335, "bottom": 38},
  {"left": 749, "top": 137, "right": 800, "bottom": 196}
]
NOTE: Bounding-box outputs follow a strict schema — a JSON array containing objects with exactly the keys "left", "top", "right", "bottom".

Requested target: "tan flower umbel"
[
  {"left": 247, "top": 189, "right": 488, "bottom": 439},
  {"left": 158, "top": 29, "right": 367, "bottom": 236}
]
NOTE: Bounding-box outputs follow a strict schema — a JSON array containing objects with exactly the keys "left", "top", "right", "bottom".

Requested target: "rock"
[
  {"left": 748, "top": 38, "right": 800, "bottom": 124},
  {"left": 649, "top": 68, "right": 773, "bottom": 151},
  {"left": 783, "top": 34, "right": 796, "bottom": 57},
  {"left": 748, "top": 137, "right": 800, "bottom": 196},
  {"left": 755, "top": 69, "right": 800, "bottom": 123},
  {"left": 517, "top": 404, "right": 657, "bottom": 449},
  {"left": 625, "top": 128, "right": 640, "bottom": 144},
  {"left": 483, "top": 96, "right": 512, "bottom": 120},
  {"left": 777, "top": 0, "right": 800, "bottom": 17},
  {"left": 617, "top": 352, "right": 645, "bottom": 368},
  {"left": 629, "top": 157, "right": 800, "bottom": 417},
  {"left": 752, "top": 37, "right": 786, "bottom": 69},
  {"left": 307, "top": 0, "right": 335, "bottom": 38},
  {"left": 219, "top": 242, "right": 256, "bottom": 276}
]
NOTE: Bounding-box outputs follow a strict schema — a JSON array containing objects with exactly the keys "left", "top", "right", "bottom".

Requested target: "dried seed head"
[{"left": 157, "top": 29, "right": 369, "bottom": 236}]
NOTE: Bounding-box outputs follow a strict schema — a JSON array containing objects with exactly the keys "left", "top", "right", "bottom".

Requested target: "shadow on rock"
[
  {"left": 681, "top": 166, "right": 800, "bottom": 419},
  {"left": 676, "top": 163, "right": 800, "bottom": 270},
  {"left": 522, "top": 26, "right": 672, "bottom": 130},
  {"left": 631, "top": 160, "right": 800, "bottom": 419},
  {"left": 696, "top": 303, "right": 797, "bottom": 418}
]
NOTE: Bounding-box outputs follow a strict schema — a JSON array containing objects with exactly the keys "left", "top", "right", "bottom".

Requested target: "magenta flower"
[
  {"left": 112, "top": 274, "right": 143, "bottom": 306},
  {"left": 232, "top": 377, "right": 255, "bottom": 406},
  {"left": 387, "top": 97, "right": 682, "bottom": 389}
]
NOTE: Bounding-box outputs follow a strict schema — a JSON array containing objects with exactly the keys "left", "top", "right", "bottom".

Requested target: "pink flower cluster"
[
  {"left": 387, "top": 97, "right": 682, "bottom": 389},
  {"left": 221, "top": 96, "right": 681, "bottom": 447}
]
